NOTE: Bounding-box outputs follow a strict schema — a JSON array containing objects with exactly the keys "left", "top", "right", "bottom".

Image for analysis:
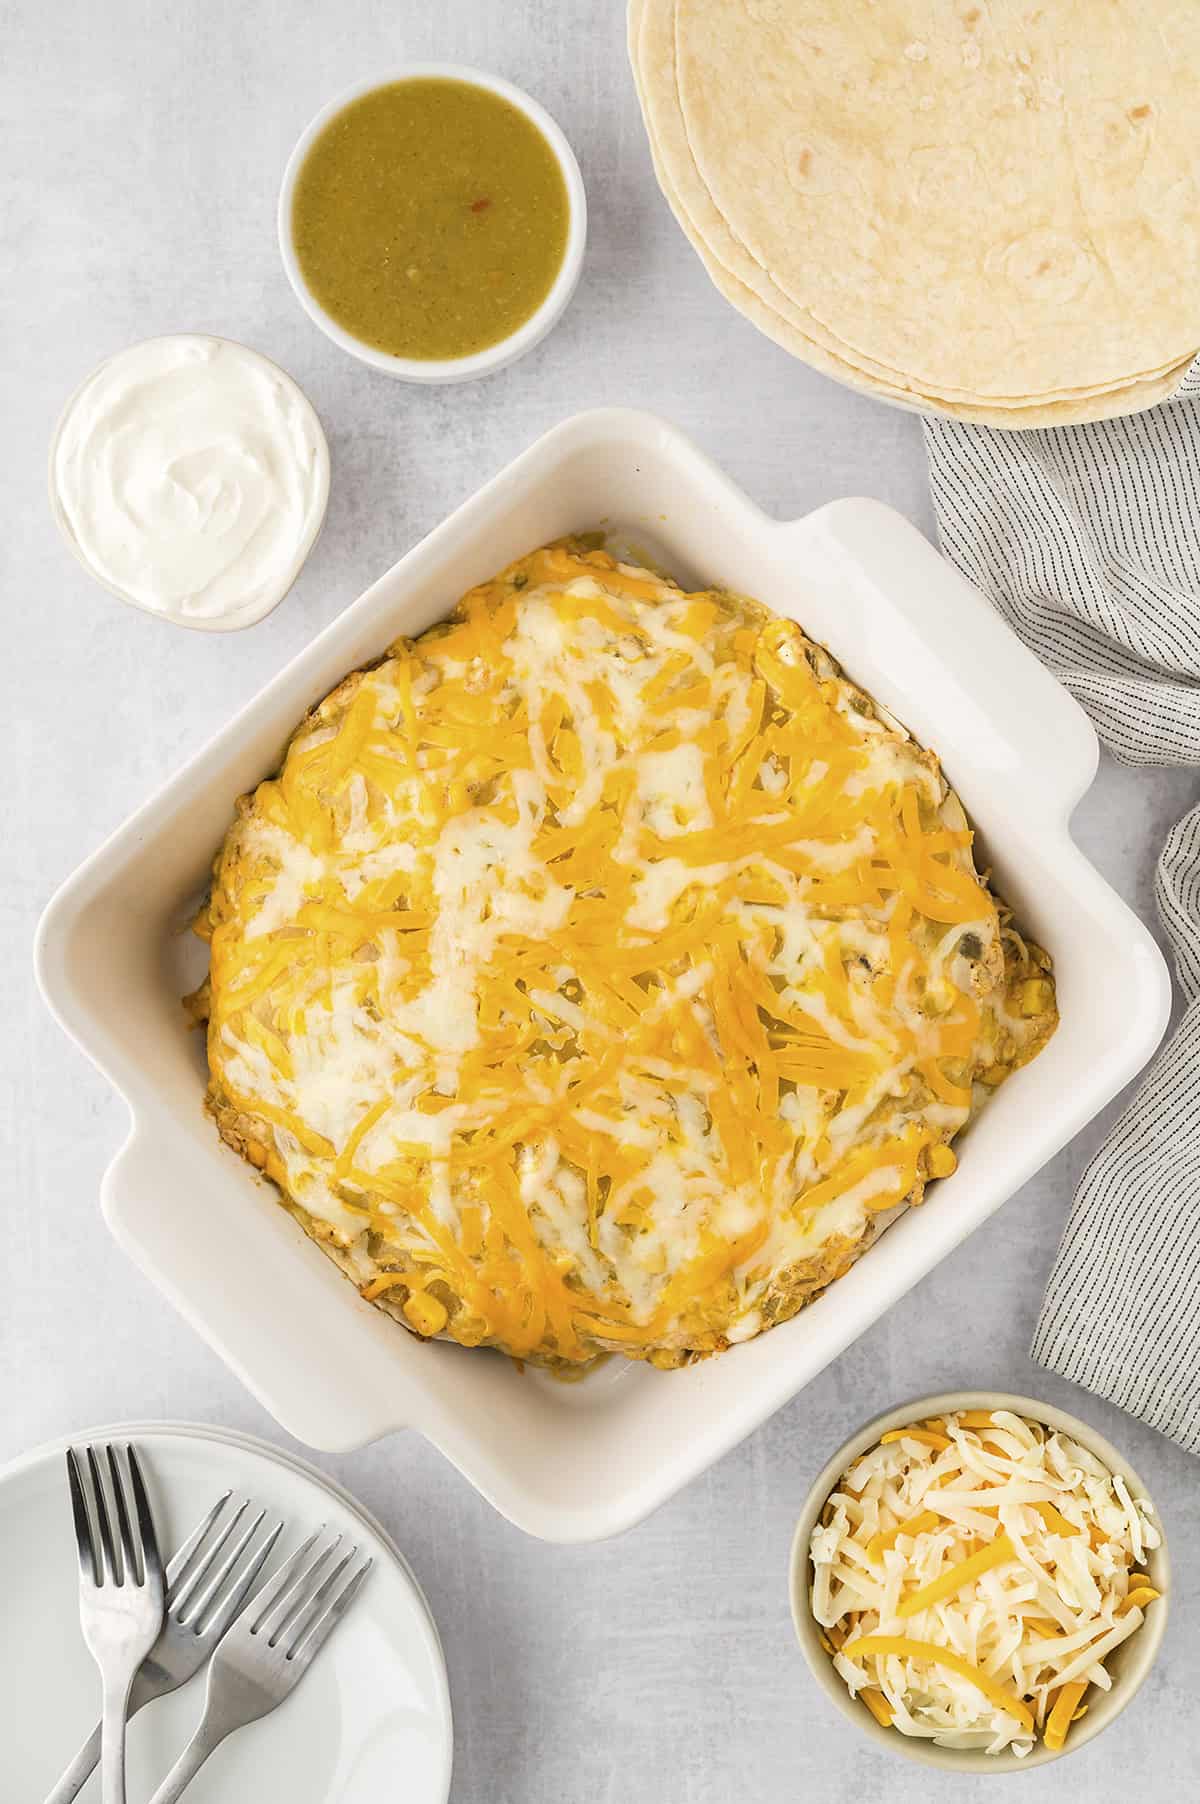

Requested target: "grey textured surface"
[{"left": 2, "top": 3, "right": 1197, "bottom": 1800}]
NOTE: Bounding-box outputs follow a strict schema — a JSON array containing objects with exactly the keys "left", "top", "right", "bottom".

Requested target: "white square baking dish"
[{"left": 36, "top": 409, "right": 1171, "bottom": 1542}]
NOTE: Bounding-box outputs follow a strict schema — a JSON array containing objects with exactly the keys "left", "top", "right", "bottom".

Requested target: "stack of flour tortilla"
[{"left": 629, "top": 0, "right": 1200, "bottom": 426}]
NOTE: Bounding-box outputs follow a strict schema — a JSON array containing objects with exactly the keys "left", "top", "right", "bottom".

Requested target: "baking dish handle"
[
  {"left": 100, "top": 1119, "right": 415, "bottom": 1451},
  {"left": 774, "top": 498, "right": 1099, "bottom": 827}
]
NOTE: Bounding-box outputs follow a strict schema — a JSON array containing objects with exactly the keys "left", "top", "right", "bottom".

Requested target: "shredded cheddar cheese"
[
  {"left": 841, "top": 1635, "right": 1036, "bottom": 1734},
  {"left": 810, "top": 1409, "right": 1162, "bottom": 1756},
  {"left": 192, "top": 543, "right": 1057, "bottom": 1368}
]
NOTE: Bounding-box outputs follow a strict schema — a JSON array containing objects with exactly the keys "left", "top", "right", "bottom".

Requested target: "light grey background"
[{"left": 3, "top": 3, "right": 1197, "bottom": 1800}]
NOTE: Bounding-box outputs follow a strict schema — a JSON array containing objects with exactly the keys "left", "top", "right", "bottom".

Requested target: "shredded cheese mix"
[
  {"left": 810, "top": 1410, "right": 1162, "bottom": 1756},
  {"left": 191, "top": 543, "right": 1057, "bottom": 1368}
]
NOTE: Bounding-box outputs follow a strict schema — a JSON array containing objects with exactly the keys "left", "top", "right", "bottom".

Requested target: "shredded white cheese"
[{"left": 809, "top": 1410, "right": 1162, "bottom": 1755}]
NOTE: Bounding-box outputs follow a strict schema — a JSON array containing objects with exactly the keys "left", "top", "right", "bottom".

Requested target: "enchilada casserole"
[{"left": 191, "top": 543, "right": 1057, "bottom": 1369}]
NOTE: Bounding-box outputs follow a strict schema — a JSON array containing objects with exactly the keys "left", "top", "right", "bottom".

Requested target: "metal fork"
[
  {"left": 67, "top": 1445, "right": 165, "bottom": 1804},
  {"left": 48, "top": 1489, "right": 284, "bottom": 1804},
  {"left": 148, "top": 1530, "right": 372, "bottom": 1804}
]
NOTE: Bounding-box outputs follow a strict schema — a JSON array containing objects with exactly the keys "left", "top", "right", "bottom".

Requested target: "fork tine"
[
  {"left": 126, "top": 1445, "right": 162, "bottom": 1591},
  {"left": 251, "top": 1532, "right": 337, "bottom": 1641},
  {"left": 279, "top": 1546, "right": 355, "bottom": 1650},
  {"left": 107, "top": 1446, "right": 140, "bottom": 1585},
  {"left": 170, "top": 1500, "right": 249, "bottom": 1616},
  {"left": 66, "top": 1448, "right": 98, "bottom": 1586},
  {"left": 85, "top": 1445, "right": 119, "bottom": 1585},
  {"left": 205, "top": 1517, "right": 285, "bottom": 1642},
  {"left": 179, "top": 1507, "right": 265, "bottom": 1628},
  {"left": 170, "top": 1500, "right": 247, "bottom": 1616},
  {"left": 166, "top": 1490, "right": 235, "bottom": 1592},
  {"left": 260, "top": 1537, "right": 340, "bottom": 1647},
  {"left": 175, "top": 1505, "right": 261, "bottom": 1626},
  {"left": 245, "top": 1530, "right": 320, "bottom": 1634},
  {"left": 288, "top": 1558, "right": 373, "bottom": 1671}
]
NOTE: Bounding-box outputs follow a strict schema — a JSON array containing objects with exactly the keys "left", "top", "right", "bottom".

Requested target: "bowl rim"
[
  {"left": 47, "top": 332, "right": 331, "bottom": 633},
  {"left": 788, "top": 1389, "right": 1171, "bottom": 1774},
  {"left": 277, "top": 64, "right": 588, "bottom": 384}
]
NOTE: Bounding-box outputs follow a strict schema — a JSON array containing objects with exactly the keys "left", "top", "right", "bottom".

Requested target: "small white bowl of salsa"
[{"left": 278, "top": 66, "right": 587, "bottom": 383}]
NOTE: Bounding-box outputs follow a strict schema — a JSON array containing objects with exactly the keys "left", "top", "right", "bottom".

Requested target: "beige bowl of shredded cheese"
[{"left": 790, "top": 1393, "right": 1168, "bottom": 1771}]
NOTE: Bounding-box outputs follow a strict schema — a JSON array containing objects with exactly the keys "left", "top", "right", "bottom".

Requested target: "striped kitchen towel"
[{"left": 923, "top": 365, "right": 1200, "bottom": 1455}]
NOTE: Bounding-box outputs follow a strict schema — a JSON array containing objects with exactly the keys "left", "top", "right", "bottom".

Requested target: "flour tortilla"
[
  {"left": 632, "top": 0, "right": 1193, "bottom": 415},
  {"left": 629, "top": 0, "right": 934, "bottom": 415},
  {"left": 631, "top": 0, "right": 1191, "bottom": 422},
  {"left": 664, "top": 0, "right": 1200, "bottom": 404}
]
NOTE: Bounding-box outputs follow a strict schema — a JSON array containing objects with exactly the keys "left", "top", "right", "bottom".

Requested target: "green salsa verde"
[{"left": 291, "top": 78, "right": 571, "bottom": 362}]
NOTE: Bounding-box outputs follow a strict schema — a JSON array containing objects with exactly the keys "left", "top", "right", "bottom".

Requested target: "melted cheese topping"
[
  {"left": 810, "top": 1410, "right": 1162, "bottom": 1756},
  {"left": 196, "top": 544, "right": 1057, "bottom": 1366}
]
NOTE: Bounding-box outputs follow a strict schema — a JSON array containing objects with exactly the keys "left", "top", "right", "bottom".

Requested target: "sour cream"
[{"left": 50, "top": 335, "right": 329, "bottom": 630}]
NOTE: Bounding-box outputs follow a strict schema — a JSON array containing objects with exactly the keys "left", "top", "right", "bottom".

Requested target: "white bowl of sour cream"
[{"left": 49, "top": 334, "right": 330, "bottom": 632}]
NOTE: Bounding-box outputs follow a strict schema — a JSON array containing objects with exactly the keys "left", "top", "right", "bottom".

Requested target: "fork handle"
[
  {"left": 147, "top": 1722, "right": 226, "bottom": 1804},
  {"left": 43, "top": 1667, "right": 161, "bottom": 1804},
  {"left": 100, "top": 1677, "right": 132, "bottom": 1804},
  {"left": 43, "top": 1723, "right": 102, "bottom": 1804}
]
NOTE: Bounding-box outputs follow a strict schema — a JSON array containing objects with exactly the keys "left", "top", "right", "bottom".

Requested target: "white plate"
[
  {"left": 0, "top": 1422, "right": 452, "bottom": 1803},
  {"left": 35, "top": 409, "right": 1171, "bottom": 1542}
]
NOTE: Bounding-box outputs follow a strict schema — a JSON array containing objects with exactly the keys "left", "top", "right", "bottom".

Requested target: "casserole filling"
[{"left": 191, "top": 543, "right": 1056, "bottom": 1367}]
